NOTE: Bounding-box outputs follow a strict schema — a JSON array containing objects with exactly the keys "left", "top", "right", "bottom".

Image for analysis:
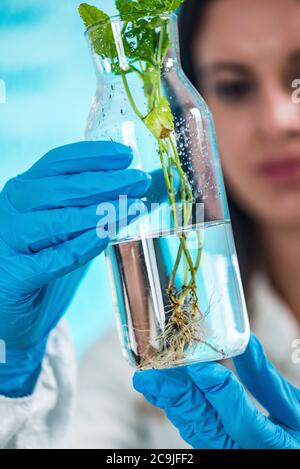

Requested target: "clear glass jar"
[{"left": 85, "top": 12, "right": 250, "bottom": 370}]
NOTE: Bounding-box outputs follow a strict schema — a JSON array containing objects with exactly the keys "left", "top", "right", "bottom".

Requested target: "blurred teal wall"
[{"left": 0, "top": 0, "right": 119, "bottom": 354}]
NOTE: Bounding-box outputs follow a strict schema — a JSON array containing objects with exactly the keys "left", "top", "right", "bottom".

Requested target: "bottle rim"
[{"left": 84, "top": 11, "right": 176, "bottom": 35}]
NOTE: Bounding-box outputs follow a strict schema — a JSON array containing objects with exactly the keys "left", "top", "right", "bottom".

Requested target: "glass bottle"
[{"left": 85, "top": 12, "right": 250, "bottom": 370}]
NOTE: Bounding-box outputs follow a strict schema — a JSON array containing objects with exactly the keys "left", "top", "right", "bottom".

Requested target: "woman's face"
[{"left": 193, "top": 0, "right": 300, "bottom": 229}]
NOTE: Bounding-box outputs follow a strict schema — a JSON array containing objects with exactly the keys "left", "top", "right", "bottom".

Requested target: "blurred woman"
[{"left": 71, "top": 0, "right": 300, "bottom": 448}]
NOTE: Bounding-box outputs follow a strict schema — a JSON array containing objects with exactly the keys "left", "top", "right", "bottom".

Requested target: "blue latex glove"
[
  {"left": 0, "top": 141, "right": 151, "bottom": 397},
  {"left": 133, "top": 334, "right": 300, "bottom": 449}
]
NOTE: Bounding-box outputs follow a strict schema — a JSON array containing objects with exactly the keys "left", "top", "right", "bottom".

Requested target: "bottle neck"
[
  {"left": 95, "top": 54, "right": 178, "bottom": 80},
  {"left": 88, "top": 12, "right": 180, "bottom": 81}
]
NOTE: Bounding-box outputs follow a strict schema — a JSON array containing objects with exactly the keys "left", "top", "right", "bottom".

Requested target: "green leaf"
[
  {"left": 115, "top": 0, "right": 141, "bottom": 17},
  {"left": 143, "top": 96, "right": 174, "bottom": 139},
  {"left": 78, "top": 3, "right": 107, "bottom": 28},
  {"left": 116, "top": 0, "right": 185, "bottom": 16},
  {"left": 115, "top": 0, "right": 179, "bottom": 67},
  {"left": 90, "top": 23, "right": 118, "bottom": 61},
  {"left": 79, "top": 3, "right": 119, "bottom": 68},
  {"left": 142, "top": 66, "right": 157, "bottom": 97},
  {"left": 139, "top": 0, "right": 185, "bottom": 13},
  {"left": 123, "top": 18, "right": 157, "bottom": 62}
]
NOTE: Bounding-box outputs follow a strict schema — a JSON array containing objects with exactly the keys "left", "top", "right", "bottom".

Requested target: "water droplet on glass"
[{"left": 121, "top": 108, "right": 127, "bottom": 116}]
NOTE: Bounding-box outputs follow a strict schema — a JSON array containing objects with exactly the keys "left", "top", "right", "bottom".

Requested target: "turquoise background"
[
  {"left": 0, "top": 1, "right": 224, "bottom": 356},
  {"left": 0, "top": 0, "right": 119, "bottom": 355}
]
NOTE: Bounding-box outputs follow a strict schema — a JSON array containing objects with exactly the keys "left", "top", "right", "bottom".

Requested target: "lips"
[{"left": 257, "top": 157, "right": 300, "bottom": 184}]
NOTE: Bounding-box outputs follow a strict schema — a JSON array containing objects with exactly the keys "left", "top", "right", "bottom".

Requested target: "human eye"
[{"left": 213, "top": 80, "right": 254, "bottom": 102}]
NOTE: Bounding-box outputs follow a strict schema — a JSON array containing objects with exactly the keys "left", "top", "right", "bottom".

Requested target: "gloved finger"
[
  {"left": 187, "top": 362, "right": 294, "bottom": 449},
  {"left": 0, "top": 199, "right": 147, "bottom": 291},
  {"left": 233, "top": 334, "right": 300, "bottom": 430},
  {"left": 133, "top": 369, "right": 237, "bottom": 449},
  {"left": 21, "top": 141, "right": 133, "bottom": 179},
  {"left": 6, "top": 169, "right": 152, "bottom": 212},
  {"left": 1, "top": 198, "right": 146, "bottom": 253}
]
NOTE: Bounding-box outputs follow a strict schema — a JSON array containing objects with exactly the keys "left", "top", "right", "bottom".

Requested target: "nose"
[{"left": 256, "top": 80, "right": 300, "bottom": 141}]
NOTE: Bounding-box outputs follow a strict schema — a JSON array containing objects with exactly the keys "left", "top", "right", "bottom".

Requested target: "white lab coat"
[
  {"left": 0, "top": 322, "right": 76, "bottom": 449},
  {"left": 0, "top": 272, "right": 299, "bottom": 449}
]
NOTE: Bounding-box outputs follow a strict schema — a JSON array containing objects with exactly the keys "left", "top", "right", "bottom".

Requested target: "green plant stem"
[
  {"left": 158, "top": 140, "right": 179, "bottom": 226},
  {"left": 170, "top": 134, "right": 194, "bottom": 223},
  {"left": 195, "top": 231, "right": 203, "bottom": 272},
  {"left": 167, "top": 243, "right": 183, "bottom": 292},
  {"left": 157, "top": 21, "right": 165, "bottom": 63},
  {"left": 120, "top": 23, "right": 203, "bottom": 315},
  {"left": 156, "top": 21, "right": 166, "bottom": 97},
  {"left": 130, "top": 64, "right": 144, "bottom": 77},
  {"left": 155, "top": 30, "right": 194, "bottom": 293},
  {"left": 161, "top": 139, "right": 192, "bottom": 291},
  {"left": 164, "top": 133, "right": 203, "bottom": 300},
  {"left": 121, "top": 71, "right": 144, "bottom": 120},
  {"left": 159, "top": 140, "right": 189, "bottom": 290}
]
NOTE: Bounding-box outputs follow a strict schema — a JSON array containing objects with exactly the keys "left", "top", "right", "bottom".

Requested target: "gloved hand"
[
  {"left": 133, "top": 334, "right": 300, "bottom": 449},
  {"left": 0, "top": 141, "right": 151, "bottom": 397}
]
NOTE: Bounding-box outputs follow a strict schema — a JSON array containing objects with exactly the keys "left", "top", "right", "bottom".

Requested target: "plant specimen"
[{"left": 79, "top": 1, "right": 224, "bottom": 368}]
